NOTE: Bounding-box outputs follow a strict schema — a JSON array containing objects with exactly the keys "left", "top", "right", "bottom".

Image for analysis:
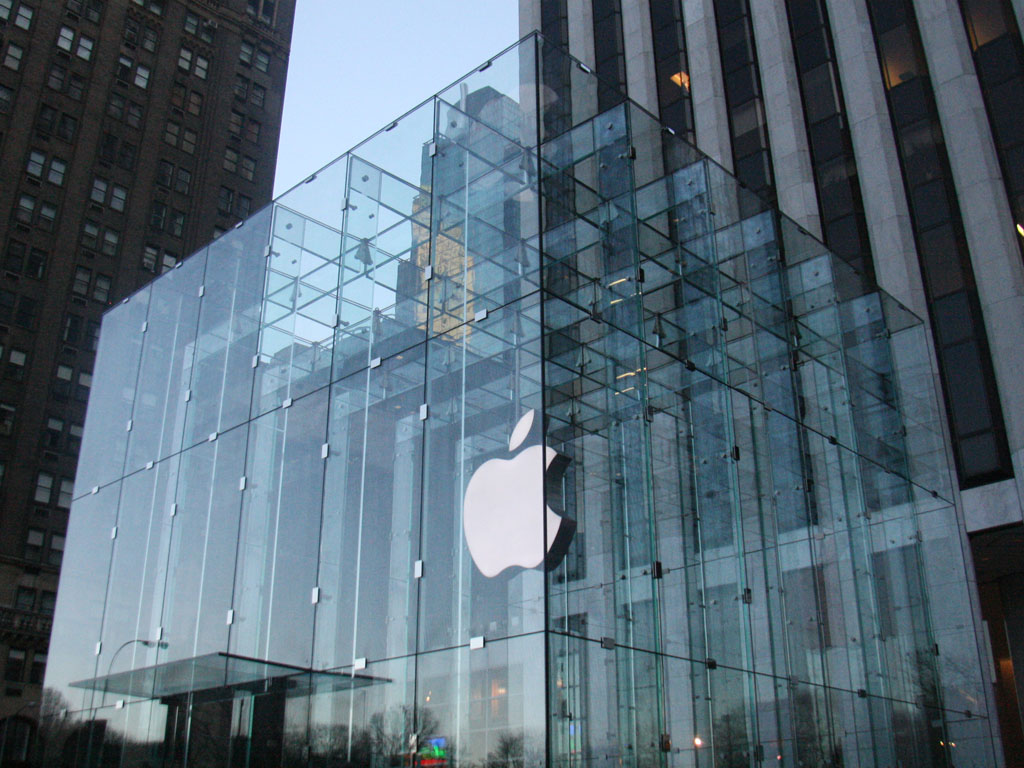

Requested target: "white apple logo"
[{"left": 463, "top": 410, "right": 574, "bottom": 578}]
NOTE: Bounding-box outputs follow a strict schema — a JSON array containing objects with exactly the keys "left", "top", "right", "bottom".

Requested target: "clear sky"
[{"left": 274, "top": 0, "right": 520, "bottom": 196}]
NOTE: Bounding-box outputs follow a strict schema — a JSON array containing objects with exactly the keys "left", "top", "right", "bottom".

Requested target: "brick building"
[{"left": 0, "top": 0, "right": 294, "bottom": 756}]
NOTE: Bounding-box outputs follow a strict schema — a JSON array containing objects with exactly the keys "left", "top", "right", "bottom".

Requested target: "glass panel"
[
  {"left": 160, "top": 426, "right": 248, "bottom": 668},
  {"left": 183, "top": 207, "right": 270, "bottom": 445},
  {"left": 74, "top": 289, "right": 150, "bottom": 496},
  {"left": 46, "top": 482, "right": 121, "bottom": 709},
  {"left": 230, "top": 389, "right": 327, "bottom": 669},
  {"left": 417, "top": 296, "right": 545, "bottom": 654},
  {"left": 125, "top": 247, "right": 207, "bottom": 472}
]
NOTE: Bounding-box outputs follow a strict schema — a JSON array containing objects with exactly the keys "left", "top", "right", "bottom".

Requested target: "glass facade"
[{"left": 42, "top": 35, "right": 1000, "bottom": 767}]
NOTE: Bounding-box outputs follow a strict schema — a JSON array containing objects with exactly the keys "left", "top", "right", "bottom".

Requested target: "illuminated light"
[
  {"left": 951, "top": 743, "right": 956, "bottom": 748},
  {"left": 616, "top": 371, "right": 637, "bottom": 380},
  {"left": 671, "top": 71, "right": 691, "bottom": 90},
  {"left": 939, "top": 741, "right": 945, "bottom": 747},
  {"left": 607, "top": 277, "right": 628, "bottom": 287},
  {"left": 693, "top": 736, "right": 703, "bottom": 748},
  {"left": 1017, "top": 223, "right": 1024, "bottom": 237},
  {"left": 609, "top": 298, "right": 624, "bottom": 306}
]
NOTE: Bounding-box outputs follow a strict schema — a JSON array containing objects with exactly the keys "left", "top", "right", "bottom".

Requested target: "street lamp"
[
  {"left": 0, "top": 699, "right": 38, "bottom": 766},
  {"left": 103, "top": 639, "right": 168, "bottom": 704}
]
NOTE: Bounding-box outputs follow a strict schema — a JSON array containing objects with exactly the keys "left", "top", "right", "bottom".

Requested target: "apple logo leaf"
[{"left": 509, "top": 410, "right": 534, "bottom": 452}]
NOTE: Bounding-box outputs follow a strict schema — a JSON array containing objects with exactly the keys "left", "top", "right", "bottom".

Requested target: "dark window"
[
  {"left": 5, "top": 649, "right": 25, "bottom": 682},
  {"left": 866, "top": 0, "right": 1012, "bottom": 486},
  {"left": 650, "top": 0, "right": 695, "bottom": 143}
]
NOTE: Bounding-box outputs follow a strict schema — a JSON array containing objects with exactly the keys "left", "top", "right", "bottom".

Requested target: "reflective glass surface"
[{"left": 45, "top": 35, "right": 1000, "bottom": 768}]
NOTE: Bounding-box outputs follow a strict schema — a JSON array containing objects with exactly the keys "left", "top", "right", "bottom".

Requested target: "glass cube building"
[{"left": 41, "top": 35, "right": 1001, "bottom": 767}]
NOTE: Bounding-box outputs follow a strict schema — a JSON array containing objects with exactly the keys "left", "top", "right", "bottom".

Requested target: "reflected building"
[
  {"left": 522, "top": 0, "right": 1024, "bottom": 761},
  {"left": 42, "top": 36, "right": 1001, "bottom": 768}
]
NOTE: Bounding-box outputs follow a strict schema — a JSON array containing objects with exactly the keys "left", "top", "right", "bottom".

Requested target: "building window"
[
  {"left": 26, "top": 151, "right": 45, "bottom": 178},
  {"left": 72, "top": 266, "right": 90, "bottom": 295},
  {"left": 156, "top": 160, "right": 172, "bottom": 188},
  {"left": 93, "top": 273, "right": 111, "bottom": 301},
  {"left": 237, "top": 194, "right": 252, "bottom": 219},
  {"left": 181, "top": 128, "right": 197, "bottom": 154},
  {"left": 54, "top": 365, "right": 72, "bottom": 398},
  {"left": 5, "top": 649, "right": 25, "bottom": 682},
  {"left": 110, "top": 184, "right": 128, "bottom": 212},
  {"left": 29, "top": 652, "right": 46, "bottom": 684},
  {"left": 4, "top": 42, "right": 24, "bottom": 71},
  {"left": 123, "top": 16, "right": 157, "bottom": 50},
  {"left": 61, "top": 314, "right": 81, "bottom": 344},
  {"left": 130, "top": 0, "right": 162, "bottom": 15},
  {"left": 67, "top": 0, "right": 103, "bottom": 23},
  {"left": 57, "top": 25, "right": 75, "bottom": 51},
  {"left": 14, "top": 296, "right": 35, "bottom": 329},
  {"left": 142, "top": 244, "right": 159, "bottom": 271},
  {"left": 48, "top": 158, "right": 67, "bottom": 186},
  {"left": 0, "top": 403, "right": 13, "bottom": 436},
  {"left": 0, "top": 0, "right": 10, "bottom": 20},
  {"left": 218, "top": 186, "right": 234, "bottom": 214},
  {"left": 251, "top": 83, "right": 266, "bottom": 108},
  {"left": 56, "top": 113, "right": 77, "bottom": 141},
  {"left": 48, "top": 534, "right": 65, "bottom": 565},
  {"left": 241, "top": 156, "right": 256, "bottom": 181},
  {"left": 134, "top": 64, "right": 150, "bottom": 89},
  {"left": 124, "top": 100, "right": 143, "bottom": 127},
  {"left": 39, "top": 592, "right": 55, "bottom": 615},
  {"left": 149, "top": 201, "right": 167, "bottom": 230},
  {"left": 254, "top": 48, "right": 270, "bottom": 73},
  {"left": 24, "top": 529, "right": 43, "bottom": 559},
  {"left": 177, "top": 46, "right": 192, "bottom": 71},
  {"left": 57, "top": 478, "right": 73, "bottom": 508},
  {"left": 0, "top": 84, "right": 12, "bottom": 113},
  {"left": 48, "top": 64, "right": 67, "bottom": 92},
  {"left": 175, "top": 167, "right": 191, "bottom": 194},
  {"left": 163, "top": 121, "right": 180, "bottom": 146},
  {"left": 246, "top": 0, "right": 276, "bottom": 26},
  {"left": 38, "top": 202, "right": 56, "bottom": 228},
  {"left": 90, "top": 177, "right": 108, "bottom": 203},
  {"left": 58, "top": 26, "right": 95, "bottom": 60},
  {"left": 223, "top": 147, "right": 239, "bottom": 173},
  {"left": 81, "top": 221, "right": 100, "bottom": 250},
  {"left": 168, "top": 210, "right": 185, "bottom": 238},
  {"left": 26, "top": 248, "right": 45, "bottom": 278},
  {"left": 228, "top": 111, "right": 244, "bottom": 138},
  {"left": 8, "top": 349, "right": 26, "bottom": 379},
  {"left": 15, "top": 194, "right": 35, "bottom": 223},
  {"left": 234, "top": 74, "right": 249, "bottom": 100},
  {"left": 13, "top": 3, "right": 31, "bottom": 29},
  {"left": 14, "top": 587, "right": 34, "bottom": 611},
  {"left": 68, "top": 421, "right": 84, "bottom": 451},
  {"left": 34, "top": 472, "right": 53, "bottom": 504},
  {"left": 245, "top": 119, "right": 261, "bottom": 144},
  {"left": 67, "top": 73, "right": 85, "bottom": 100},
  {"left": 187, "top": 90, "right": 202, "bottom": 116},
  {"left": 45, "top": 417, "right": 64, "bottom": 449},
  {"left": 76, "top": 371, "right": 91, "bottom": 401},
  {"left": 239, "top": 40, "right": 254, "bottom": 65}
]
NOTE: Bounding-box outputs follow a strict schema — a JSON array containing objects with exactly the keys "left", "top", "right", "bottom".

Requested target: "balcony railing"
[{"left": 0, "top": 606, "right": 52, "bottom": 639}]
